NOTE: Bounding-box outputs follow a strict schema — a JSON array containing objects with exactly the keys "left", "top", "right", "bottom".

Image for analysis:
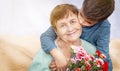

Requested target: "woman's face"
[{"left": 55, "top": 12, "right": 82, "bottom": 43}]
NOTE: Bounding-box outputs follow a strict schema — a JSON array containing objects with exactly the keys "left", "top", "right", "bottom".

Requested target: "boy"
[{"left": 41, "top": 0, "right": 115, "bottom": 71}]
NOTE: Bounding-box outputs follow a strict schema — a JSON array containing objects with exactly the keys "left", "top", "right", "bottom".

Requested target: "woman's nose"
[{"left": 67, "top": 25, "right": 73, "bottom": 32}]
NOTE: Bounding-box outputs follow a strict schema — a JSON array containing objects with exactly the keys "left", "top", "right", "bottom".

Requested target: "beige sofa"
[{"left": 0, "top": 34, "right": 120, "bottom": 71}]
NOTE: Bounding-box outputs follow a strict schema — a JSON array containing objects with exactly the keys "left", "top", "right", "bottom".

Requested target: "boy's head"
[
  {"left": 50, "top": 4, "right": 79, "bottom": 30},
  {"left": 50, "top": 4, "right": 82, "bottom": 42},
  {"left": 79, "top": 0, "right": 115, "bottom": 26}
]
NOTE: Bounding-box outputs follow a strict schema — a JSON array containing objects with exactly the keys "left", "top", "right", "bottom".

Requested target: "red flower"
[
  {"left": 86, "top": 64, "right": 91, "bottom": 70},
  {"left": 89, "top": 55, "right": 94, "bottom": 61},
  {"left": 75, "top": 68, "right": 80, "bottom": 71},
  {"left": 96, "top": 58, "right": 104, "bottom": 65},
  {"left": 102, "top": 61, "right": 108, "bottom": 71},
  {"left": 100, "top": 54, "right": 106, "bottom": 59},
  {"left": 96, "top": 50, "right": 102, "bottom": 56}
]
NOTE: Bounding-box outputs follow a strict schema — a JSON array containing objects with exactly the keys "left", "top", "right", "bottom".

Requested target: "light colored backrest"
[
  {"left": 109, "top": 39, "right": 120, "bottom": 71},
  {"left": 0, "top": 34, "right": 40, "bottom": 71}
]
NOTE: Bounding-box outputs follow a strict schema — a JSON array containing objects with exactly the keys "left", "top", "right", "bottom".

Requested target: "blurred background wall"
[{"left": 0, "top": 0, "right": 120, "bottom": 39}]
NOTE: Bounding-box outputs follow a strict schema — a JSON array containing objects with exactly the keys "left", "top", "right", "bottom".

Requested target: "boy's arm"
[
  {"left": 40, "top": 26, "right": 57, "bottom": 53},
  {"left": 96, "top": 21, "right": 110, "bottom": 60},
  {"left": 96, "top": 20, "right": 113, "bottom": 71},
  {"left": 41, "top": 27, "right": 68, "bottom": 70}
]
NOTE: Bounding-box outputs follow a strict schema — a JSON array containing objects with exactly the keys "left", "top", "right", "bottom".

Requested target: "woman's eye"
[
  {"left": 71, "top": 20, "right": 76, "bottom": 24},
  {"left": 61, "top": 25, "right": 64, "bottom": 27},
  {"left": 60, "top": 24, "right": 65, "bottom": 28}
]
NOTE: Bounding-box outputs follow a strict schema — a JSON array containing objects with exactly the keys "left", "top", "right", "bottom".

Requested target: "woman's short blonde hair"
[{"left": 50, "top": 4, "right": 79, "bottom": 30}]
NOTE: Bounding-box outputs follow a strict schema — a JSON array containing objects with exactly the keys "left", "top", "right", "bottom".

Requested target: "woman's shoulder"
[
  {"left": 81, "top": 39, "right": 96, "bottom": 54},
  {"left": 29, "top": 48, "right": 52, "bottom": 71}
]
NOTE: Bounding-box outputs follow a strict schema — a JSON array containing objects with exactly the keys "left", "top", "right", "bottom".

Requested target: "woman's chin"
[{"left": 67, "top": 38, "right": 79, "bottom": 42}]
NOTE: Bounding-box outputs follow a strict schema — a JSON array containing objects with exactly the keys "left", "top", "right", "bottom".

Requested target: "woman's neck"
[{"left": 56, "top": 37, "right": 81, "bottom": 58}]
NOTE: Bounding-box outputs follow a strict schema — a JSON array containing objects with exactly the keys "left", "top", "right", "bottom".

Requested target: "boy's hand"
[
  {"left": 54, "top": 52, "right": 67, "bottom": 71},
  {"left": 50, "top": 48, "right": 67, "bottom": 71},
  {"left": 49, "top": 60, "right": 57, "bottom": 71}
]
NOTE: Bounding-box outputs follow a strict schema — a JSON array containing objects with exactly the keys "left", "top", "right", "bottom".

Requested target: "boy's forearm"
[
  {"left": 40, "top": 27, "right": 57, "bottom": 53},
  {"left": 96, "top": 20, "right": 110, "bottom": 56},
  {"left": 50, "top": 48, "right": 60, "bottom": 58},
  {"left": 96, "top": 34, "right": 110, "bottom": 61}
]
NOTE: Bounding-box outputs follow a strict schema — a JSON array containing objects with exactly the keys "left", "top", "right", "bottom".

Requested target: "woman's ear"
[
  {"left": 54, "top": 29, "right": 59, "bottom": 37},
  {"left": 52, "top": 26, "right": 57, "bottom": 34},
  {"left": 78, "top": 12, "right": 82, "bottom": 24},
  {"left": 54, "top": 29, "right": 57, "bottom": 34}
]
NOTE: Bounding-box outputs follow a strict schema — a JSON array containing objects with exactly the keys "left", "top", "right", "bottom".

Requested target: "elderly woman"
[{"left": 29, "top": 4, "right": 96, "bottom": 71}]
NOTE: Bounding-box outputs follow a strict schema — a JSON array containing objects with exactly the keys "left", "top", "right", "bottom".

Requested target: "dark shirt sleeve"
[{"left": 40, "top": 27, "right": 57, "bottom": 53}]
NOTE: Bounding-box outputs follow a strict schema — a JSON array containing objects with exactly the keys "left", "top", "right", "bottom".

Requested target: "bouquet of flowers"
[{"left": 66, "top": 45, "right": 108, "bottom": 71}]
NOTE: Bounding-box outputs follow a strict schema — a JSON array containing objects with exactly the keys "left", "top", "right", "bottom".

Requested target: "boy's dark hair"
[{"left": 82, "top": 0, "right": 115, "bottom": 22}]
